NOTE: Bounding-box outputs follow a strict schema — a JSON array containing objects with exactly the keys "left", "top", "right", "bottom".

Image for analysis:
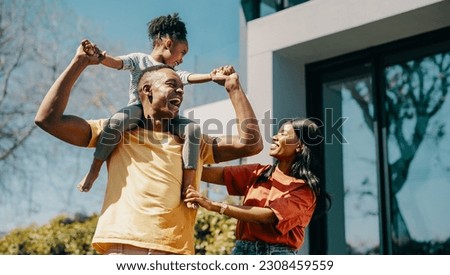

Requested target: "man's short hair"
[{"left": 137, "top": 64, "right": 175, "bottom": 86}]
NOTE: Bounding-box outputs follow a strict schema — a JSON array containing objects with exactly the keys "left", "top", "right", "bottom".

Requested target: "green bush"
[
  {"left": 0, "top": 214, "right": 98, "bottom": 255},
  {"left": 0, "top": 210, "right": 236, "bottom": 255},
  {"left": 194, "top": 207, "right": 236, "bottom": 255}
]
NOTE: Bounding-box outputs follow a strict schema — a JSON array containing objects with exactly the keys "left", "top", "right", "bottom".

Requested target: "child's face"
[{"left": 164, "top": 40, "right": 188, "bottom": 68}]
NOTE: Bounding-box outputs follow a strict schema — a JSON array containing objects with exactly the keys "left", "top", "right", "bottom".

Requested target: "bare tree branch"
[
  {"left": 347, "top": 78, "right": 374, "bottom": 133},
  {"left": 0, "top": 125, "right": 37, "bottom": 161}
]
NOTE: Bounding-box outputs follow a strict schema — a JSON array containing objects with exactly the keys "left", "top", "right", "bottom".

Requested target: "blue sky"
[
  {"left": 61, "top": 0, "right": 242, "bottom": 110},
  {"left": 0, "top": 0, "right": 242, "bottom": 233},
  {"left": 63, "top": 0, "right": 241, "bottom": 76}
]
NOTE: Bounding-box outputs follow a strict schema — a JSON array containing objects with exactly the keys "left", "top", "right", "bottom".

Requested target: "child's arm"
[
  {"left": 186, "top": 66, "right": 234, "bottom": 84},
  {"left": 100, "top": 54, "right": 124, "bottom": 70},
  {"left": 187, "top": 73, "right": 212, "bottom": 84},
  {"left": 81, "top": 39, "right": 123, "bottom": 70}
]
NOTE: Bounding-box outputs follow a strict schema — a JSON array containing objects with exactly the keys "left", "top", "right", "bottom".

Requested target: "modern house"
[
  {"left": 241, "top": 0, "right": 450, "bottom": 254},
  {"left": 188, "top": 0, "right": 450, "bottom": 254}
]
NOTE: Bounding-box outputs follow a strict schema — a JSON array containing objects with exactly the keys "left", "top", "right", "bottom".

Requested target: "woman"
[{"left": 184, "top": 118, "right": 331, "bottom": 255}]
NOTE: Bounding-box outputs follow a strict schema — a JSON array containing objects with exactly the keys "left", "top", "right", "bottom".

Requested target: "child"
[{"left": 78, "top": 13, "right": 212, "bottom": 209}]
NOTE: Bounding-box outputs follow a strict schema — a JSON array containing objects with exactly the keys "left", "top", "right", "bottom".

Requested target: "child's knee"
[{"left": 108, "top": 113, "right": 128, "bottom": 130}]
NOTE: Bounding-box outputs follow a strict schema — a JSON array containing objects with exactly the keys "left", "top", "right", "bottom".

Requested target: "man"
[{"left": 34, "top": 44, "right": 262, "bottom": 255}]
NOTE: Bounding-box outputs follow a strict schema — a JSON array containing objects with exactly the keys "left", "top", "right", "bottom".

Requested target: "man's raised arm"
[
  {"left": 35, "top": 44, "right": 100, "bottom": 147},
  {"left": 211, "top": 66, "right": 263, "bottom": 163}
]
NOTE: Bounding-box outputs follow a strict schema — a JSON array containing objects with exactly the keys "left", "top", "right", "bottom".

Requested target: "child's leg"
[
  {"left": 93, "top": 105, "right": 142, "bottom": 160},
  {"left": 171, "top": 116, "right": 201, "bottom": 209},
  {"left": 78, "top": 105, "right": 142, "bottom": 192}
]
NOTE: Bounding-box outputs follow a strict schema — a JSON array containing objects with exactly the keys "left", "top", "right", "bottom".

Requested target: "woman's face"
[
  {"left": 163, "top": 39, "right": 188, "bottom": 68},
  {"left": 269, "top": 122, "right": 301, "bottom": 161}
]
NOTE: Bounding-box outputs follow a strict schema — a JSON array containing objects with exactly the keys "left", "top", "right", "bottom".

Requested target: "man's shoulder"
[
  {"left": 85, "top": 119, "right": 108, "bottom": 148},
  {"left": 199, "top": 134, "right": 216, "bottom": 164},
  {"left": 200, "top": 134, "right": 216, "bottom": 144},
  {"left": 87, "top": 118, "right": 108, "bottom": 128}
]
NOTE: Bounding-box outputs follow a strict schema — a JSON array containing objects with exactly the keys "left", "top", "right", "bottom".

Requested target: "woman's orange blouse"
[{"left": 224, "top": 164, "right": 316, "bottom": 249}]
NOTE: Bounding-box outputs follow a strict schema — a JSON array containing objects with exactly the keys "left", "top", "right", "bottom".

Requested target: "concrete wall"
[{"left": 245, "top": 0, "right": 450, "bottom": 164}]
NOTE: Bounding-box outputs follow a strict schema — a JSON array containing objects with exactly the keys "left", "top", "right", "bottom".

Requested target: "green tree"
[{"left": 0, "top": 0, "right": 128, "bottom": 231}]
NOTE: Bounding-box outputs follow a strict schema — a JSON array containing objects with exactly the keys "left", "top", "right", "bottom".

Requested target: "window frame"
[{"left": 305, "top": 26, "right": 450, "bottom": 255}]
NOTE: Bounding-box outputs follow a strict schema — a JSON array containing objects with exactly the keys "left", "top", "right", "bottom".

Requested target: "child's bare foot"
[
  {"left": 182, "top": 169, "right": 198, "bottom": 209},
  {"left": 81, "top": 39, "right": 106, "bottom": 59},
  {"left": 77, "top": 158, "right": 104, "bottom": 192}
]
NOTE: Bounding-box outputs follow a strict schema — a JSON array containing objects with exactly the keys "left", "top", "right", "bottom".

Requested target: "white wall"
[
  {"left": 245, "top": 0, "right": 450, "bottom": 164},
  {"left": 184, "top": 99, "right": 238, "bottom": 138}
]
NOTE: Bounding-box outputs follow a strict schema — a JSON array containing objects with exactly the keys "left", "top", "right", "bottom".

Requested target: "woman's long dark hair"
[{"left": 257, "top": 118, "right": 331, "bottom": 218}]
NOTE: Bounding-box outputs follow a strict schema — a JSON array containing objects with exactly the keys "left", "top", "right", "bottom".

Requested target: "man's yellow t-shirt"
[{"left": 87, "top": 119, "right": 215, "bottom": 254}]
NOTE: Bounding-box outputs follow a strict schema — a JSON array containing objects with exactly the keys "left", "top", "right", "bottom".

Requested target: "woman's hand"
[{"left": 183, "top": 185, "right": 214, "bottom": 210}]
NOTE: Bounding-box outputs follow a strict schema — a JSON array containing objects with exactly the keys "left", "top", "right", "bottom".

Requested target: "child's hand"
[
  {"left": 81, "top": 39, "right": 106, "bottom": 62},
  {"left": 211, "top": 65, "right": 237, "bottom": 86},
  {"left": 75, "top": 44, "right": 103, "bottom": 65},
  {"left": 211, "top": 65, "right": 235, "bottom": 76},
  {"left": 218, "top": 65, "right": 235, "bottom": 76},
  {"left": 211, "top": 70, "right": 226, "bottom": 86}
]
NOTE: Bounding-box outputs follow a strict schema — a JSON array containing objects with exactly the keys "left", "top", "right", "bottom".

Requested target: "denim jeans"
[{"left": 232, "top": 240, "right": 298, "bottom": 255}]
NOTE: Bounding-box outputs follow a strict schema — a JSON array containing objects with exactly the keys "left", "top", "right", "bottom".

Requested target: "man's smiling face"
[{"left": 139, "top": 67, "right": 184, "bottom": 120}]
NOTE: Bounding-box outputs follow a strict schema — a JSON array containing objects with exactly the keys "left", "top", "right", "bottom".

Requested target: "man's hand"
[
  {"left": 211, "top": 65, "right": 238, "bottom": 88},
  {"left": 81, "top": 39, "right": 106, "bottom": 61},
  {"left": 211, "top": 65, "right": 241, "bottom": 93},
  {"left": 75, "top": 40, "right": 104, "bottom": 66}
]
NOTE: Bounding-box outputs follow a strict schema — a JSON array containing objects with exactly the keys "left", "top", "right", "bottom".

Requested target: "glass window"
[
  {"left": 242, "top": 0, "right": 311, "bottom": 21},
  {"left": 384, "top": 50, "right": 450, "bottom": 254},
  {"left": 322, "top": 69, "right": 381, "bottom": 254},
  {"left": 310, "top": 32, "right": 450, "bottom": 254}
]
